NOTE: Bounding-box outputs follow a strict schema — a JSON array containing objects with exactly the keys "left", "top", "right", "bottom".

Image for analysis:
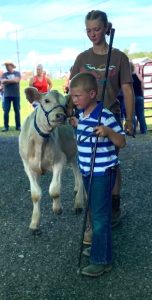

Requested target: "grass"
[
  {"left": 0, "top": 79, "right": 152, "bottom": 136},
  {"left": 0, "top": 79, "right": 66, "bottom": 136}
]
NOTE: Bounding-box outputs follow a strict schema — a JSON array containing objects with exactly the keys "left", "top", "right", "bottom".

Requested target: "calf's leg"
[
  {"left": 23, "top": 161, "right": 42, "bottom": 230},
  {"left": 49, "top": 158, "right": 66, "bottom": 214},
  {"left": 71, "top": 161, "right": 85, "bottom": 212}
]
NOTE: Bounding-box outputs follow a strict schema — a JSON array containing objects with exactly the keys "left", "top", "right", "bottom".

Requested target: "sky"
[{"left": 0, "top": 0, "right": 151, "bottom": 76}]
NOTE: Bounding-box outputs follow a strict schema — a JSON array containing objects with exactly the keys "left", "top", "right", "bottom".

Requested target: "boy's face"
[{"left": 70, "top": 85, "right": 96, "bottom": 110}]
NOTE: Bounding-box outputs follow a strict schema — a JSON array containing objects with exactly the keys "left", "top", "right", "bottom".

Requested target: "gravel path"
[{"left": 0, "top": 133, "right": 152, "bottom": 300}]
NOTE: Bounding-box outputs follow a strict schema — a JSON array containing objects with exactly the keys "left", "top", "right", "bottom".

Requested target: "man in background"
[{"left": 1, "top": 61, "right": 21, "bottom": 132}]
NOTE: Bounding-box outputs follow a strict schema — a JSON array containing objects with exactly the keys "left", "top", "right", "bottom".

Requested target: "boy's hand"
[
  {"left": 94, "top": 125, "right": 109, "bottom": 137},
  {"left": 69, "top": 116, "right": 78, "bottom": 128}
]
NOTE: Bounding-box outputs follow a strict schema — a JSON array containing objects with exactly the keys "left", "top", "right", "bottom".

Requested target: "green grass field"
[{"left": 0, "top": 79, "right": 152, "bottom": 135}]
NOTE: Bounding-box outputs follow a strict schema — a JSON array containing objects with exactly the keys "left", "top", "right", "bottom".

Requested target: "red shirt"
[{"left": 33, "top": 75, "right": 49, "bottom": 93}]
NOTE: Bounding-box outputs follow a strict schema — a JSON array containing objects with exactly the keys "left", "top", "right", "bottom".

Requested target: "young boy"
[{"left": 69, "top": 73, "right": 126, "bottom": 277}]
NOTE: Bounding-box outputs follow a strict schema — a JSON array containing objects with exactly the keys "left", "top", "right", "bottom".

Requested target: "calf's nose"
[{"left": 56, "top": 113, "right": 66, "bottom": 121}]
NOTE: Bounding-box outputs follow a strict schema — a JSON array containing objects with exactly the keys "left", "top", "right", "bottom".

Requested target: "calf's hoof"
[
  {"left": 53, "top": 207, "right": 63, "bottom": 215},
  {"left": 29, "top": 221, "right": 40, "bottom": 231},
  {"left": 30, "top": 228, "right": 42, "bottom": 236},
  {"left": 75, "top": 207, "right": 83, "bottom": 214}
]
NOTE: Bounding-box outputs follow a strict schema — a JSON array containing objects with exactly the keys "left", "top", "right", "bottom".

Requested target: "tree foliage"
[{"left": 124, "top": 50, "right": 152, "bottom": 59}]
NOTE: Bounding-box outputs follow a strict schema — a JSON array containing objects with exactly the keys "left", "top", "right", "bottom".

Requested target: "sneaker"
[
  {"left": 1, "top": 127, "right": 9, "bottom": 132},
  {"left": 16, "top": 127, "right": 21, "bottom": 131},
  {"left": 83, "top": 227, "right": 92, "bottom": 245},
  {"left": 112, "top": 209, "right": 121, "bottom": 228},
  {"left": 82, "top": 247, "right": 91, "bottom": 257},
  {"left": 81, "top": 264, "right": 112, "bottom": 277}
]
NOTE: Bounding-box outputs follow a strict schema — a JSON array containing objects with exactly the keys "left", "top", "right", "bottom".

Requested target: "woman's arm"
[
  {"left": 122, "top": 83, "right": 135, "bottom": 134},
  {"left": 47, "top": 77, "right": 52, "bottom": 90}
]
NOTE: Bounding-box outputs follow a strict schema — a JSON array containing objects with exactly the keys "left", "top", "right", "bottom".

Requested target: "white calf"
[{"left": 19, "top": 88, "right": 84, "bottom": 231}]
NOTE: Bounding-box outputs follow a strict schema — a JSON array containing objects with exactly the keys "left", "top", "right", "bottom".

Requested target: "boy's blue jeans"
[{"left": 83, "top": 167, "right": 116, "bottom": 265}]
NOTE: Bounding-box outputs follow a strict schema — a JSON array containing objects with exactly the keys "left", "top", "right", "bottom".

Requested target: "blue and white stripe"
[{"left": 77, "top": 104, "right": 125, "bottom": 176}]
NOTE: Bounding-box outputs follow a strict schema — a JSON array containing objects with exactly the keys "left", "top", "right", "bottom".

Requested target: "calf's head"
[{"left": 25, "top": 87, "right": 67, "bottom": 127}]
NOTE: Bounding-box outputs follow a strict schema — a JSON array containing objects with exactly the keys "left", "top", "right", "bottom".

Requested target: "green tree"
[{"left": 124, "top": 50, "right": 152, "bottom": 60}]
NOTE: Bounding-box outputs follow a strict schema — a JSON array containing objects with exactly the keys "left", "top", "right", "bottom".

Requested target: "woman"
[
  {"left": 29, "top": 64, "right": 52, "bottom": 108},
  {"left": 68, "top": 10, "right": 134, "bottom": 241}
]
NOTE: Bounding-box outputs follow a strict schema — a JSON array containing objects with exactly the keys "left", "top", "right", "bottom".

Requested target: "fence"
[{"left": 135, "top": 61, "right": 152, "bottom": 129}]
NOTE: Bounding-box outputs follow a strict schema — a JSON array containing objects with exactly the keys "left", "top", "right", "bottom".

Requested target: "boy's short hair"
[{"left": 70, "top": 72, "right": 98, "bottom": 93}]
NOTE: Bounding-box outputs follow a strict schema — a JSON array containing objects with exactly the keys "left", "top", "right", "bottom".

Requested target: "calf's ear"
[
  {"left": 24, "top": 87, "right": 41, "bottom": 103},
  {"left": 58, "top": 93, "right": 67, "bottom": 106},
  {"left": 64, "top": 94, "right": 72, "bottom": 107}
]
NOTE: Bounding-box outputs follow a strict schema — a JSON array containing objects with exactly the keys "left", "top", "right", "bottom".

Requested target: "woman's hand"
[{"left": 124, "top": 119, "right": 134, "bottom": 136}]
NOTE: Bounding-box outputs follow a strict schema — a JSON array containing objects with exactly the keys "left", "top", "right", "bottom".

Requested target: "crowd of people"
[
  {"left": 0, "top": 8, "right": 148, "bottom": 279},
  {"left": 66, "top": 9, "right": 134, "bottom": 277},
  {"left": 0, "top": 62, "right": 53, "bottom": 129},
  {"left": 0, "top": 59, "right": 147, "bottom": 136}
]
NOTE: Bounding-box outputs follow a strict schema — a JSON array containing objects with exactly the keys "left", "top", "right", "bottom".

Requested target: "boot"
[
  {"left": 112, "top": 195, "right": 121, "bottom": 227},
  {"left": 83, "top": 211, "right": 92, "bottom": 245},
  {"left": 83, "top": 225, "right": 92, "bottom": 245},
  {"left": 81, "top": 264, "right": 112, "bottom": 277}
]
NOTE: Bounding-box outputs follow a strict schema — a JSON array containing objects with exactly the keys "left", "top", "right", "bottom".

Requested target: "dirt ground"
[{"left": 0, "top": 133, "right": 152, "bottom": 300}]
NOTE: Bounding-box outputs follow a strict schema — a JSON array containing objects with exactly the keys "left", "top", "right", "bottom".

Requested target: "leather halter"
[{"left": 34, "top": 104, "right": 66, "bottom": 138}]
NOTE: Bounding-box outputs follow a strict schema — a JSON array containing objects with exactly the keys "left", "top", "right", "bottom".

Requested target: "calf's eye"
[{"left": 45, "top": 99, "right": 50, "bottom": 103}]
